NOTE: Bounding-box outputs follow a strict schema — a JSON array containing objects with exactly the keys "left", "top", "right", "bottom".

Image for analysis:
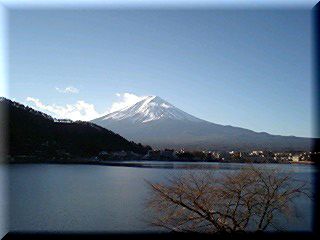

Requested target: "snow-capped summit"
[
  {"left": 97, "top": 96, "right": 203, "bottom": 124},
  {"left": 91, "top": 95, "right": 312, "bottom": 151}
]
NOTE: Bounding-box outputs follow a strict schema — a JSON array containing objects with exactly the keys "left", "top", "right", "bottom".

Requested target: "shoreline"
[{"left": 5, "top": 159, "right": 315, "bottom": 168}]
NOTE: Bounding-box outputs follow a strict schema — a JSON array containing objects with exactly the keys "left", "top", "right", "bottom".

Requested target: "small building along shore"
[{"left": 95, "top": 148, "right": 318, "bottom": 163}]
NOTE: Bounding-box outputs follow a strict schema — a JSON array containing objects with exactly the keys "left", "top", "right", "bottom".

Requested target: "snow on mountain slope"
[
  {"left": 97, "top": 96, "right": 203, "bottom": 124},
  {"left": 91, "top": 95, "right": 312, "bottom": 151}
]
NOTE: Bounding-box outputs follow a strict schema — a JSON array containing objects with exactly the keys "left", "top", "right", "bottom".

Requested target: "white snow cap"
[{"left": 102, "top": 95, "right": 202, "bottom": 123}]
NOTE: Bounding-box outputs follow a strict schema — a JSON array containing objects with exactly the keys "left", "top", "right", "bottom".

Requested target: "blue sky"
[{"left": 5, "top": 7, "right": 314, "bottom": 137}]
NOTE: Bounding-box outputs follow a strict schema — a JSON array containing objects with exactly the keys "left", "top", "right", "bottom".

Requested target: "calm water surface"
[{"left": 8, "top": 162, "right": 316, "bottom": 233}]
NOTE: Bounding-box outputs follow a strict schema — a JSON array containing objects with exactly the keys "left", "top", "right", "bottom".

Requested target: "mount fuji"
[{"left": 92, "top": 96, "right": 312, "bottom": 151}]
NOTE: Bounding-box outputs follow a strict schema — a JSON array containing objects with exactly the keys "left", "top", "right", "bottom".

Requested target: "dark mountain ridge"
[{"left": 0, "top": 97, "right": 151, "bottom": 161}]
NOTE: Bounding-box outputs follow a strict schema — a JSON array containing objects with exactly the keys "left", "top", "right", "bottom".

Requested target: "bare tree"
[{"left": 146, "top": 166, "right": 312, "bottom": 233}]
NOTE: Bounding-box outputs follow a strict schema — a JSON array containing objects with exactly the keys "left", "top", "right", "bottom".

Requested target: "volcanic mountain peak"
[
  {"left": 90, "top": 95, "right": 313, "bottom": 151},
  {"left": 97, "top": 95, "right": 203, "bottom": 124}
]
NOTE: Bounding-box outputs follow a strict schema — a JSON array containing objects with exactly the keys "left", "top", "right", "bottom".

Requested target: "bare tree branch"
[{"left": 145, "top": 166, "right": 312, "bottom": 233}]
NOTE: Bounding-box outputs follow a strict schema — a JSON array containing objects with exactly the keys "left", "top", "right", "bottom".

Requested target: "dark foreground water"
[{"left": 8, "top": 162, "right": 316, "bottom": 233}]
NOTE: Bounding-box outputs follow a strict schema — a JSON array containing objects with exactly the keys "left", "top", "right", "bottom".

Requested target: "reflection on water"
[
  {"left": 8, "top": 162, "right": 315, "bottom": 233},
  {"left": 113, "top": 161, "right": 316, "bottom": 172}
]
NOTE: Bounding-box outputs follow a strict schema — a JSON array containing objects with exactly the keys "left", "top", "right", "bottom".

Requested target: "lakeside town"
[
  {"left": 95, "top": 149, "right": 318, "bottom": 164},
  {"left": 8, "top": 147, "right": 318, "bottom": 164}
]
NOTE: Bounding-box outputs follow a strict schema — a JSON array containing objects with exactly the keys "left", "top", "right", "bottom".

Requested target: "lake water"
[{"left": 8, "top": 162, "right": 316, "bottom": 233}]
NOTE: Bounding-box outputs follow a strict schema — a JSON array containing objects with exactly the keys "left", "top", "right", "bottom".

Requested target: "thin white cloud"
[
  {"left": 25, "top": 93, "right": 147, "bottom": 121},
  {"left": 55, "top": 86, "right": 79, "bottom": 94},
  {"left": 26, "top": 97, "right": 101, "bottom": 121},
  {"left": 109, "top": 93, "right": 147, "bottom": 112}
]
